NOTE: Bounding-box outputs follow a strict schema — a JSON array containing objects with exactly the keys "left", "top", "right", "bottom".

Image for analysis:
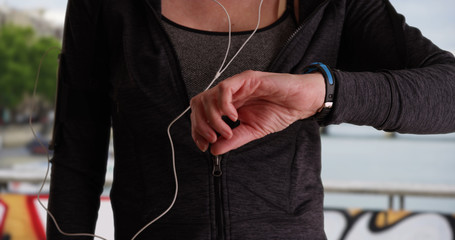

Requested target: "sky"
[
  {"left": 2, "top": 0, "right": 454, "bottom": 51},
  {"left": 1, "top": 0, "right": 66, "bottom": 26},
  {"left": 390, "top": 0, "right": 455, "bottom": 52}
]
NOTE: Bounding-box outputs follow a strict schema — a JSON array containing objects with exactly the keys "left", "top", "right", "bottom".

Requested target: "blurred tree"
[{"left": 0, "top": 24, "right": 61, "bottom": 113}]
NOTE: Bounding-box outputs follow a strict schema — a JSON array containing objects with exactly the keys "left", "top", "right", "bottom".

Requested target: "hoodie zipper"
[
  {"left": 212, "top": 154, "right": 225, "bottom": 240},
  {"left": 144, "top": 2, "right": 329, "bottom": 240},
  {"left": 146, "top": 3, "right": 227, "bottom": 239}
]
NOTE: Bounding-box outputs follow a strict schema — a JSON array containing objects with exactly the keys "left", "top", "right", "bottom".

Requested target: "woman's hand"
[{"left": 190, "top": 70, "right": 325, "bottom": 155}]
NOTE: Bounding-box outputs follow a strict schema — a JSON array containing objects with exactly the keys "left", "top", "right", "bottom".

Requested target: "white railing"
[
  {"left": 323, "top": 180, "right": 455, "bottom": 198},
  {"left": 0, "top": 169, "right": 112, "bottom": 185},
  {"left": 324, "top": 180, "right": 455, "bottom": 210},
  {"left": 1, "top": 169, "right": 454, "bottom": 210}
]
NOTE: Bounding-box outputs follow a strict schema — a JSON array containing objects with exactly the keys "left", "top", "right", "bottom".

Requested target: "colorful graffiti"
[
  {"left": 325, "top": 209, "right": 455, "bottom": 240},
  {"left": 0, "top": 194, "right": 44, "bottom": 240},
  {"left": 0, "top": 194, "right": 114, "bottom": 240},
  {"left": 0, "top": 194, "right": 454, "bottom": 239}
]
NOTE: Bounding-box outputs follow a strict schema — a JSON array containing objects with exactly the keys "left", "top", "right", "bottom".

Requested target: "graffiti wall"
[
  {"left": 0, "top": 194, "right": 454, "bottom": 239},
  {"left": 325, "top": 209, "right": 455, "bottom": 240},
  {"left": 0, "top": 194, "right": 114, "bottom": 240}
]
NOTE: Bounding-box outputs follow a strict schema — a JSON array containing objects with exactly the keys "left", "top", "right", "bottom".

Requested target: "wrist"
[{"left": 303, "top": 62, "right": 336, "bottom": 122}]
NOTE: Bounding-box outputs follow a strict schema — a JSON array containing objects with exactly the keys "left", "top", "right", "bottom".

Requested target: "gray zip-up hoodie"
[{"left": 47, "top": 0, "right": 455, "bottom": 239}]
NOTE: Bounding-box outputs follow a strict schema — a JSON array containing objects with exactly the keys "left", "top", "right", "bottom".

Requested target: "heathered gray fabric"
[
  {"left": 47, "top": 0, "right": 455, "bottom": 239},
  {"left": 162, "top": 10, "right": 297, "bottom": 99}
]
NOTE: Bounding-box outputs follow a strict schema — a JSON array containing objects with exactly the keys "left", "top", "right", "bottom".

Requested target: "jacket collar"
[{"left": 144, "top": 0, "right": 161, "bottom": 15}]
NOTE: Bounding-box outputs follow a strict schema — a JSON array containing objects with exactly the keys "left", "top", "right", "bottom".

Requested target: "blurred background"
[{"left": 0, "top": 0, "right": 454, "bottom": 239}]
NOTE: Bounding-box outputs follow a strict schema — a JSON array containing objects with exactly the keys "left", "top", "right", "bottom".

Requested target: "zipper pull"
[
  {"left": 212, "top": 155, "right": 222, "bottom": 177},
  {"left": 211, "top": 116, "right": 237, "bottom": 178}
]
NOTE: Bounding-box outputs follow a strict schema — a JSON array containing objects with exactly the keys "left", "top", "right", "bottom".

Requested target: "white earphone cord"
[
  {"left": 33, "top": 0, "right": 263, "bottom": 239},
  {"left": 131, "top": 0, "right": 264, "bottom": 239},
  {"left": 31, "top": 46, "right": 109, "bottom": 240}
]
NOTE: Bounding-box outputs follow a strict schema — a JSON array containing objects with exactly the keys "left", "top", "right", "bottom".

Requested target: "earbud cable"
[
  {"left": 32, "top": 1, "right": 264, "bottom": 239},
  {"left": 30, "top": 46, "right": 108, "bottom": 240},
  {"left": 131, "top": 0, "right": 264, "bottom": 239}
]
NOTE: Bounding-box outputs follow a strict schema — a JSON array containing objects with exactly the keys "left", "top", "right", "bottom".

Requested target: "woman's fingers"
[
  {"left": 202, "top": 97, "right": 233, "bottom": 140},
  {"left": 217, "top": 71, "right": 259, "bottom": 121},
  {"left": 192, "top": 131, "right": 209, "bottom": 152},
  {"left": 209, "top": 124, "right": 256, "bottom": 155},
  {"left": 190, "top": 71, "right": 272, "bottom": 154},
  {"left": 190, "top": 70, "right": 325, "bottom": 154},
  {"left": 190, "top": 110, "right": 216, "bottom": 143},
  {"left": 190, "top": 88, "right": 235, "bottom": 147}
]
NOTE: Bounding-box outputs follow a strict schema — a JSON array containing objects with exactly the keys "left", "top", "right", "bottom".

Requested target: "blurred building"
[{"left": 0, "top": 4, "right": 62, "bottom": 40}]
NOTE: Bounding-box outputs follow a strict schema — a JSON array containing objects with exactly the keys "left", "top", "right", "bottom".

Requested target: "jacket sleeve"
[
  {"left": 47, "top": 0, "right": 111, "bottom": 238},
  {"left": 328, "top": 0, "right": 455, "bottom": 134}
]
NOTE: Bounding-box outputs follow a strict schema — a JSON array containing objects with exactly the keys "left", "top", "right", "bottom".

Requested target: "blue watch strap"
[{"left": 303, "top": 62, "right": 336, "bottom": 121}]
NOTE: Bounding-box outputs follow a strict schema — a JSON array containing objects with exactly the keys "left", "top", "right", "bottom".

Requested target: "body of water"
[{"left": 321, "top": 124, "right": 455, "bottom": 213}]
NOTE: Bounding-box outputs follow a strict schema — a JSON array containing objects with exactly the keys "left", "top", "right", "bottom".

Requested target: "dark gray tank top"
[{"left": 162, "top": 9, "right": 297, "bottom": 99}]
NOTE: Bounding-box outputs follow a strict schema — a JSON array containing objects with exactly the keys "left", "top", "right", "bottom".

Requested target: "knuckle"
[
  {"left": 243, "top": 69, "right": 256, "bottom": 76},
  {"left": 243, "top": 70, "right": 258, "bottom": 80},
  {"left": 217, "top": 81, "right": 229, "bottom": 93},
  {"left": 189, "top": 97, "right": 199, "bottom": 107}
]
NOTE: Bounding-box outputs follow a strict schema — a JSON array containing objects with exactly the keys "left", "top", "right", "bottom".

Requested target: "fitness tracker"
[{"left": 303, "top": 62, "right": 336, "bottom": 121}]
